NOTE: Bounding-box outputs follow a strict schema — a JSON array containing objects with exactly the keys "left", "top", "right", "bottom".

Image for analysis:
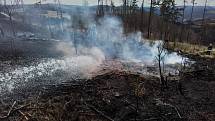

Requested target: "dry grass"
[{"left": 167, "top": 42, "right": 215, "bottom": 58}]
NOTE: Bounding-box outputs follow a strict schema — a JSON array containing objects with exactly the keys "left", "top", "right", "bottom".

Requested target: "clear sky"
[{"left": 5, "top": 0, "right": 215, "bottom": 6}]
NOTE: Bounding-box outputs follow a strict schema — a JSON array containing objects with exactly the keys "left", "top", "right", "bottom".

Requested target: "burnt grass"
[{"left": 0, "top": 55, "right": 215, "bottom": 121}]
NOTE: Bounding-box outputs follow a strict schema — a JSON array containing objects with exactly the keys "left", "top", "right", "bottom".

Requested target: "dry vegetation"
[
  {"left": 166, "top": 42, "right": 215, "bottom": 58},
  {"left": 0, "top": 1, "right": 215, "bottom": 121}
]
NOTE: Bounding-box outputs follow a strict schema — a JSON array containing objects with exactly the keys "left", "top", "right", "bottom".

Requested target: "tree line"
[
  {"left": 0, "top": 0, "right": 212, "bottom": 45},
  {"left": 96, "top": 0, "right": 211, "bottom": 45}
]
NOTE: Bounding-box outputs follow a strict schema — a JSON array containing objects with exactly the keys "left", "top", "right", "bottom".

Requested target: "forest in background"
[{"left": 96, "top": 0, "right": 215, "bottom": 45}]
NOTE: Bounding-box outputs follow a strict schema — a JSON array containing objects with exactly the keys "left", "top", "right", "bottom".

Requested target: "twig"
[
  {"left": 63, "top": 99, "right": 73, "bottom": 110},
  {"left": 0, "top": 101, "right": 17, "bottom": 119},
  {"left": 144, "top": 118, "right": 159, "bottom": 121},
  {"left": 14, "top": 104, "right": 30, "bottom": 111},
  {"left": 0, "top": 103, "right": 29, "bottom": 119},
  {"left": 18, "top": 110, "right": 29, "bottom": 120}
]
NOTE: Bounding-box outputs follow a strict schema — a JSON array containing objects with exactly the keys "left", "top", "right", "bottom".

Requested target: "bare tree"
[
  {"left": 200, "top": 0, "right": 208, "bottom": 42},
  {"left": 147, "top": 0, "right": 153, "bottom": 38},
  {"left": 4, "top": 2, "right": 16, "bottom": 36},
  {"left": 123, "top": 0, "right": 127, "bottom": 17},
  {"left": 141, "top": 0, "right": 145, "bottom": 32},
  {"left": 131, "top": 0, "right": 138, "bottom": 31},
  {"left": 156, "top": 42, "right": 167, "bottom": 89},
  {"left": 179, "top": 0, "right": 187, "bottom": 42},
  {"left": 3, "top": 1, "right": 17, "bottom": 56},
  {"left": 110, "top": 0, "right": 115, "bottom": 14},
  {"left": 57, "top": 0, "right": 64, "bottom": 32},
  {"left": 0, "top": 2, "right": 5, "bottom": 37},
  {"left": 97, "top": 0, "right": 104, "bottom": 16},
  {"left": 186, "top": 0, "right": 196, "bottom": 42}
]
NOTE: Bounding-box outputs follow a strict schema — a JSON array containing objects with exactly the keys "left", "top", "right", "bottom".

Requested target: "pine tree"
[
  {"left": 158, "top": 0, "right": 182, "bottom": 40},
  {"left": 132, "top": 0, "right": 138, "bottom": 13}
]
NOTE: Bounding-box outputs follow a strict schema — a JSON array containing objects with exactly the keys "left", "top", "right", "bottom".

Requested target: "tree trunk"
[
  {"left": 179, "top": 0, "right": 186, "bottom": 42},
  {"left": 141, "top": 0, "right": 144, "bottom": 33},
  {"left": 147, "top": 0, "right": 153, "bottom": 38},
  {"left": 186, "top": 0, "right": 195, "bottom": 42},
  {"left": 200, "top": 0, "right": 208, "bottom": 42}
]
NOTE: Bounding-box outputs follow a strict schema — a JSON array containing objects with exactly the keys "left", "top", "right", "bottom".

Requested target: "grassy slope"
[{"left": 167, "top": 42, "right": 215, "bottom": 58}]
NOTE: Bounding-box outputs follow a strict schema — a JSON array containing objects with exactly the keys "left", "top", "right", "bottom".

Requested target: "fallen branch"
[
  {"left": 14, "top": 104, "right": 30, "bottom": 111},
  {"left": 0, "top": 103, "right": 29, "bottom": 119},
  {"left": 155, "top": 99, "right": 182, "bottom": 118},
  {"left": 84, "top": 102, "right": 114, "bottom": 121},
  {"left": 144, "top": 118, "right": 159, "bottom": 121}
]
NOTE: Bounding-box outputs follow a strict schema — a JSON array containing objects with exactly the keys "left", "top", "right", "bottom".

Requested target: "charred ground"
[
  {"left": 0, "top": 2, "right": 215, "bottom": 121},
  {"left": 0, "top": 55, "right": 215, "bottom": 121}
]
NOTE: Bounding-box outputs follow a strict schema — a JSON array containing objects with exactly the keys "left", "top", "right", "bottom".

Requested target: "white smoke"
[
  {"left": 0, "top": 6, "right": 185, "bottom": 93},
  {"left": 0, "top": 48, "right": 105, "bottom": 92},
  {"left": 60, "top": 14, "right": 183, "bottom": 65}
]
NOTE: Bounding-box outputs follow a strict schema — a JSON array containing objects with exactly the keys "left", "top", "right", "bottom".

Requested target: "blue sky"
[{"left": 4, "top": 0, "right": 215, "bottom": 6}]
